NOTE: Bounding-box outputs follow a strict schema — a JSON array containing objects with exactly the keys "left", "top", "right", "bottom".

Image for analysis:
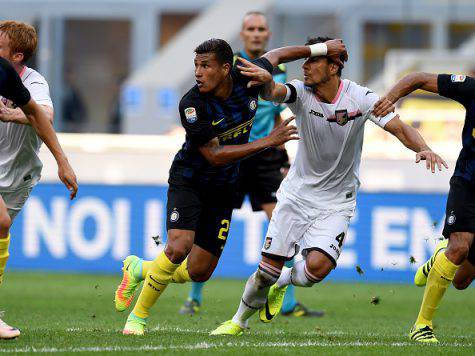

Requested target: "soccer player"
[
  {"left": 372, "top": 72, "right": 475, "bottom": 343},
  {"left": 179, "top": 11, "right": 323, "bottom": 318},
  {"left": 113, "top": 38, "right": 348, "bottom": 335},
  {"left": 210, "top": 36, "right": 448, "bottom": 336},
  {"left": 0, "top": 21, "right": 78, "bottom": 339}
]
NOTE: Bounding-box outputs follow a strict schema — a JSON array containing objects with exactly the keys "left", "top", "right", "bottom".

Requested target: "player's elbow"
[{"left": 206, "top": 154, "right": 226, "bottom": 167}]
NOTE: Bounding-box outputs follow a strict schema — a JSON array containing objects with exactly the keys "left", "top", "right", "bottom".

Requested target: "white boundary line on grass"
[{"left": 0, "top": 340, "right": 473, "bottom": 353}]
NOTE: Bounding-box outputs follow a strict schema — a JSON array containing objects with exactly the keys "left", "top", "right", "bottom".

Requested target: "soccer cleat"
[
  {"left": 179, "top": 299, "right": 200, "bottom": 315},
  {"left": 414, "top": 239, "right": 448, "bottom": 287},
  {"left": 0, "top": 318, "right": 20, "bottom": 340},
  {"left": 209, "top": 320, "right": 244, "bottom": 336},
  {"left": 122, "top": 313, "right": 146, "bottom": 335},
  {"left": 410, "top": 324, "right": 438, "bottom": 343},
  {"left": 259, "top": 284, "right": 288, "bottom": 323},
  {"left": 281, "top": 302, "right": 325, "bottom": 317},
  {"left": 115, "top": 255, "right": 143, "bottom": 312}
]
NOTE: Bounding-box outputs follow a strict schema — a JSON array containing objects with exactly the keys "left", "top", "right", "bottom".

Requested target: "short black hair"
[
  {"left": 195, "top": 38, "right": 233, "bottom": 67},
  {"left": 305, "top": 36, "right": 344, "bottom": 77}
]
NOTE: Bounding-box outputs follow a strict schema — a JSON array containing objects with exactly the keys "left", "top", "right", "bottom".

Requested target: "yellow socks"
[
  {"left": 141, "top": 261, "right": 152, "bottom": 279},
  {"left": 171, "top": 258, "right": 191, "bottom": 284},
  {"left": 415, "top": 252, "right": 459, "bottom": 327},
  {"left": 132, "top": 251, "right": 179, "bottom": 319},
  {"left": 0, "top": 234, "right": 10, "bottom": 285}
]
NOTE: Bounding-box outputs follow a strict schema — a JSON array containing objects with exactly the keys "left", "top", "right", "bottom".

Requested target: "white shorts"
[
  {"left": 262, "top": 192, "right": 353, "bottom": 266},
  {"left": 0, "top": 185, "right": 34, "bottom": 220}
]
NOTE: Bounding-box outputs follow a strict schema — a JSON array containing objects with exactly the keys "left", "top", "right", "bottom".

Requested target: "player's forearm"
[
  {"left": 263, "top": 46, "right": 311, "bottom": 67},
  {"left": 386, "top": 73, "right": 438, "bottom": 102},
  {"left": 204, "top": 139, "right": 270, "bottom": 166},
  {"left": 394, "top": 123, "right": 431, "bottom": 153}
]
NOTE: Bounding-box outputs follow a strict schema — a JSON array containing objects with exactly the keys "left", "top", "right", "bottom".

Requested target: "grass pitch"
[{"left": 0, "top": 272, "right": 473, "bottom": 354}]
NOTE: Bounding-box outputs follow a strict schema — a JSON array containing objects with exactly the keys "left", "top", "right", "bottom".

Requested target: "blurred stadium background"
[{"left": 1, "top": 0, "right": 474, "bottom": 282}]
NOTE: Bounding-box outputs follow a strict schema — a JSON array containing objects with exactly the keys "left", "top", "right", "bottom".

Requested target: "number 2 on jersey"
[{"left": 218, "top": 219, "right": 230, "bottom": 240}]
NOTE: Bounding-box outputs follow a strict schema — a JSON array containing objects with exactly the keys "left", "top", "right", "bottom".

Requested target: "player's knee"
[
  {"left": 188, "top": 263, "right": 213, "bottom": 282},
  {"left": 0, "top": 211, "right": 11, "bottom": 236},
  {"left": 446, "top": 234, "right": 470, "bottom": 265},
  {"left": 305, "top": 252, "right": 334, "bottom": 280},
  {"left": 164, "top": 244, "right": 190, "bottom": 264}
]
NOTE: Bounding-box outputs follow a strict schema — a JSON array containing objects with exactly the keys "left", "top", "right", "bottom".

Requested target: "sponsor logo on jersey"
[
  {"left": 184, "top": 107, "right": 197, "bottom": 123},
  {"left": 451, "top": 74, "right": 466, "bottom": 83},
  {"left": 170, "top": 208, "right": 180, "bottom": 222},
  {"left": 447, "top": 211, "right": 456, "bottom": 225},
  {"left": 249, "top": 99, "right": 257, "bottom": 111},
  {"left": 212, "top": 118, "right": 225, "bottom": 126},
  {"left": 264, "top": 237, "right": 273, "bottom": 250},
  {"left": 218, "top": 119, "right": 254, "bottom": 142},
  {"left": 309, "top": 109, "right": 324, "bottom": 118}
]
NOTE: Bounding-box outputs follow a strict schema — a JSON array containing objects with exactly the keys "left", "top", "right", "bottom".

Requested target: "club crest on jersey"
[
  {"left": 170, "top": 208, "right": 180, "bottom": 222},
  {"left": 184, "top": 107, "right": 197, "bottom": 123},
  {"left": 451, "top": 74, "right": 466, "bottom": 83},
  {"left": 335, "top": 109, "right": 349, "bottom": 126},
  {"left": 264, "top": 237, "right": 272, "bottom": 250},
  {"left": 447, "top": 211, "right": 456, "bottom": 225},
  {"left": 249, "top": 99, "right": 257, "bottom": 111}
]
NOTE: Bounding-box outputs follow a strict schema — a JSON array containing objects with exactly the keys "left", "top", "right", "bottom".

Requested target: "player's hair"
[
  {"left": 305, "top": 36, "right": 344, "bottom": 76},
  {"left": 195, "top": 38, "right": 233, "bottom": 67},
  {"left": 0, "top": 21, "right": 37, "bottom": 63},
  {"left": 242, "top": 11, "right": 268, "bottom": 29}
]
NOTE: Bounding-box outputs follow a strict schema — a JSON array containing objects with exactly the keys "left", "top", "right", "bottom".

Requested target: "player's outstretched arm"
[
  {"left": 384, "top": 115, "right": 448, "bottom": 173},
  {"left": 199, "top": 117, "right": 299, "bottom": 166},
  {"left": 373, "top": 73, "right": 438, "bottom": 117},
  {"left": 20, "top": 99, "right": 78, "bottom": 199},
  {"left": 0, "top": 99, "right": 53, "bottom": 125}
]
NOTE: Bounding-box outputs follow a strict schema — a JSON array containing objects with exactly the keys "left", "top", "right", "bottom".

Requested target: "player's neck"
[
  {"left": 243, "top": 48, "right": 264, "bottom": 60},
  {"left": 13, "top": 63, "right": 25, "bottom": 76},
  {"left": 212, "top": 75, "right": 233, "bottom": 100},
  {"left": 314, "top": 77, "right": 341, "bottom": 104}
]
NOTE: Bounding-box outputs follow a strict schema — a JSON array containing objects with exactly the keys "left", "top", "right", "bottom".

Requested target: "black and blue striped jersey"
[
  {"left": 438, "top": 74, "right": 475, "bottom": 184},
  {"left": 169, "top": 57, "right": 274, "bottom": 187},
  {"left": 0, "top": 57, "right": 30, "bottom": 107}
]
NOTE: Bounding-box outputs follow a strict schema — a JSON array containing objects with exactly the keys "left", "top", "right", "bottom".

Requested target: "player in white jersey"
[
  {"left": 211, "top": 36, "right": 448, "bottom": 336},
  {"left": 0, "top": 21, "right": 78, "bottom": 339}
]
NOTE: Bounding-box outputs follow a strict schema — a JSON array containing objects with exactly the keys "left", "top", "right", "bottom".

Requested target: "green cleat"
[
  {"left": 410, "top": 324, "right": 438, "bottom": 343},
  {"left": 414, "top": 239, "right": 448, "bottom": 287},
  {"left": 259, "top": 284, "right": 288, "bottom": 323},
  {"left": 179, "top": 299, "right": 200, "bottom": 315},
  {"left": 210, "top": 320, "right": 244, "bottom": 336},
  {"left": 114, "top": 255, "right": 143, "bottom": 312},
  {"left": 122, "top": 313, "right": 146, "bottom": 335}
]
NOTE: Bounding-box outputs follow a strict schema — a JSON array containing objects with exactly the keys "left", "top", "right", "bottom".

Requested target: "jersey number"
[
  {"left": 335, "top": 232, "right": 345, "bottom": 248},
  {"left": 218, "top": 219, "right": 230, "bottom": 241}
]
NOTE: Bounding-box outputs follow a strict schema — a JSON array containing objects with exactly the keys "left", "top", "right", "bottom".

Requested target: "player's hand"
[
  {"left": 373, "top": 95, "right": 397, "bottom": 117},
  {"left": 325, "top": 39, "right": 348, "bottom": 67},
  {"left": 236, "top": 57, "right": 273, "bottom": 88},
  {"left": 415, "top": 150, "right": 449, "bottom": 173},
  {"left": 267, "top": 116, "right": 299, "bottom": 147},
  {"left": 58, "top": 159, "right": 78, "bottom": 200},
  {"left": 0, "top": 100, "right": 11, "bottom": 122}
]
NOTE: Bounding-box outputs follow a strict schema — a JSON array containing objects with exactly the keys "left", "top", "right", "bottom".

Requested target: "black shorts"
[
  {"left": 442, "top": 176, "right": 475, "bottom": 264},
  {"left": 166, "top": 183, "right": 234, "bottom": 257},
  {"left": 234, "top": 147, "right": 288, "bottom": 211}
]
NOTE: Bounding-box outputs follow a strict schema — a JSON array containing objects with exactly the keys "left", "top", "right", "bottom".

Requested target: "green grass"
[{"left": 0, "top": 272, "right": 473, "bottom": 354}]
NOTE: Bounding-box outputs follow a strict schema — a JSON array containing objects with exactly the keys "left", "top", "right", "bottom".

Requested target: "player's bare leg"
[
  {"left": 0, "top": 196, "right": 20, "bottom": 340},
  {"left": 452, "top": 259, "right": 475, "bottom": 290},
  {"left": 411, "top": 232, "right": 474, "bottom": 343}
]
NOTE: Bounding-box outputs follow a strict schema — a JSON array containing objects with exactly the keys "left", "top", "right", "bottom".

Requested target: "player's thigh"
[
  {"left": 453, "top": 258, "right": 475, "bottom": 290},
  {"left": 0, "top": 186, "right": 32, "bottom": 229},
  {"left": 302, "top": 212, "right": 351, "bottom": 270},
  {"left": 261, "top": 194, "right": 310, "bottom": 261},
  {"left": 0, "top": 195, "right": 11, "bottom": 232},
  {"left": 187, "top": 244, "right": 219, "bottom": 282}
]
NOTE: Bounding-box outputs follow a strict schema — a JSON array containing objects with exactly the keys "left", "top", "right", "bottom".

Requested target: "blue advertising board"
[{"left": 9, "top": 183, "right": 447, "bottom": 283}]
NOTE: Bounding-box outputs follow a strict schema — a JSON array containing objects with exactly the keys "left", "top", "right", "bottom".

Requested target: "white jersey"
[
  {"left": 280, "top": 79, "right": 395, "bottom": 211},
  {"left": 0, "top": 67, "right": 53, "bottom": 191}
]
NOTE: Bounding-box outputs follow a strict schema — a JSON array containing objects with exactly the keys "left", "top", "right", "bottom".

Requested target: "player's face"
[
  {"left": 194, "top": 53, "right": 230, "bottom": 93},
  {"left": 0, "top": 32, "right": 13, "bottom": 62},
  {"left": 240, "top": 15, "right": 270, "bottom": 56},
  {"left": 302, "top": 56, "right": 336, "bottom": 86}
]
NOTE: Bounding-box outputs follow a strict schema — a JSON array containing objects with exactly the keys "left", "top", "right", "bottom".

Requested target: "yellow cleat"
[
  {"left": 259, "top": 284, "right": 287, "bottom": 323},
  {"left": 114, "top": 255, "right": 143, "bottom": 312},
  {"left": 210, "top": 320, "right": 244, "bottom": 336},
  {"left": 414, "top": 239, "right": 448, "bottom": 287},
  {"left": 122, "top": 313, "right": 146, "bottom": 335},
  {"left": 410, "top": 324, "right": 438, "bottom": 343}
]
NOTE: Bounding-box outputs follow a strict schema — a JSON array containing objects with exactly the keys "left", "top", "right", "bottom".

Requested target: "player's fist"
[
  {"left": 267, "top": 116, "right": 299, "bottom": 147},
  {"left": 415, "top": 150, "right": 449, "bottom": 173},
  {"left": 325, "top": 39, "right": 348, "bottom": 67},
  {"left": 373, "top": 95, "right": 396, "bottom": 117},
  {"left": 57, "top": 159, "right": 78, "bottom": 200}
]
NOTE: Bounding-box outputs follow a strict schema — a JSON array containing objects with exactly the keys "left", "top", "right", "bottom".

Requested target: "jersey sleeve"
[
  {"left": 282, "top": 79, "right": 305, "bottom": 116},
  {"left": 179, "top": 96, "right": 217, "bottom": 146},
  {"left": 0, "top": 57, "right": 31, "bottom": 107},
  {"left": 437, "top": 74, "right": 475, "bottom": 105},
  {"left": 26, "top": 74, "right": 53, "bottom": 108},
  {"left": 359, "top": 86, "right": 396, "bottom": 128}
]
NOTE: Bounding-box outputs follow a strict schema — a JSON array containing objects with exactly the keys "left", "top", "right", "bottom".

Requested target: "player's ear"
[
  {"left": 11, "top": 52, "right": 24, "bottom": 65},
  {"left": 329, "top": 62, "right": 339, "bottom": 76},
  {"left": 223, "top": 62, "right": 231, "bottom": 76}
]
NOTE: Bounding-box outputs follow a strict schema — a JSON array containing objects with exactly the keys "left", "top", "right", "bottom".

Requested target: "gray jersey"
[
  {"left": 280, "top": 79, "right": 395, "bottom": 210},
  {"left": 0, "top": 67, "right": 53, "bottom": 191}
]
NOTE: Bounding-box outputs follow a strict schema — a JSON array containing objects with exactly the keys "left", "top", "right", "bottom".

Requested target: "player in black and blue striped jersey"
[{"left": 115, "top": 37, "right": 348, "bottom": 335}]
